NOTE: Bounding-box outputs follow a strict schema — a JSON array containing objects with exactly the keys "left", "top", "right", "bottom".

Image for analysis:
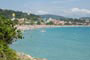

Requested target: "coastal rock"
[
  {"left": 16, "top": 52, "right": 48, "bottom": 60},
  {"left": 16, "top": 52, "right": 34, "bottom": 60},
  {"left": 34, "top": 58, "right": 48, "bottom": 60}
]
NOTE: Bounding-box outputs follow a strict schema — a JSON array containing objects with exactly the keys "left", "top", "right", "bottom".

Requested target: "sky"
[{"left": 0, "top": 0, "right": 90, "bottom": 18}]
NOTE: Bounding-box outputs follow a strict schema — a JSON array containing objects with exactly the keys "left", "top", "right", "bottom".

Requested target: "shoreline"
[
  {"left": 16, "top": 25, "right": 90, "bottom": 30},
  {"left": 17, "top": 52, "right": 47, "bottom": 60},
  {"left": 15, "top": 25, "right": 90, "bottom": 60}
]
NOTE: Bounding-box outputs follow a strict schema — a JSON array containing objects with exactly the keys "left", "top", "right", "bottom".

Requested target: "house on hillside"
[
  {"left": 46, "top": 18, "right": 65, "bottom": 25},
  {"left": 17, "top": 18, "right": 25, "bottom": 24}
]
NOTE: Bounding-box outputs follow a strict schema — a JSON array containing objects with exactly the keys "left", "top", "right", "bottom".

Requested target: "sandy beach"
[{"left": 16, "top": 25, "right": 90, "bottom": 30}]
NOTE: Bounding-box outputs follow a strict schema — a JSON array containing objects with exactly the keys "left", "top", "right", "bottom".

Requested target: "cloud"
[
  {"left": 71, "top": 8, "right": 90, "bottom": 14},
  {"left": 63, "top": 8, "right": 90, "bottom": 18},
  {"left": 51, "top": 0, "right": 76, "bottom": 4},
  {"left": 36, "top": 10, "right": 48, "bottom": 15}
]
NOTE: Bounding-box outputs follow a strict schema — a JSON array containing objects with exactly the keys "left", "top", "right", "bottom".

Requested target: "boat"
[{"left": 41, "top": 30, "right": 46, "bottom": 32}]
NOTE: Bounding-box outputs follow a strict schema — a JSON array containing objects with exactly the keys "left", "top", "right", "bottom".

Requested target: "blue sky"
[{"left": 0, "top": 0, "right": 90, "bottom": 18}]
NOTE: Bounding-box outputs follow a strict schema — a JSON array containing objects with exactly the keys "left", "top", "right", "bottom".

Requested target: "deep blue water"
[{"left": 11, "top": 27, "right": 90, "bottom": 60}]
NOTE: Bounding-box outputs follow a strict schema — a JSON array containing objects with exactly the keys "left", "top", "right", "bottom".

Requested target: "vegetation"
[
  {"left": 0, "top": 8, "right": 90, "bottom": 25},
  {"left": 40, "top": 14, "right": 90, "bottom": 21},
  {"left": 46, "top": 21, "right": 54, "bottom": 25},
  {"left": 39, "top": 14, "right": 66, "bottom": 20},
  {"left": 0, "top": 9, "right": 42, "bottom": 24},
  {"left": 0, "top": 8, "right": 90, "bottom": 60},
  {"left": 0, "top": 16, "right": 22, "bottom": 60},
  {"left": 40, "top": 14, "right": 90, "bottom": 25}
]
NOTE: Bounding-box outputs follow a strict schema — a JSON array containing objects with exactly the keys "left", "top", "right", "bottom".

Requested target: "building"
[
  {"left": 17, "top": 18, "right": 25, "bottom": 24},
  {"left": 47, "top": 18, "right": 65, "bottom": 25}
]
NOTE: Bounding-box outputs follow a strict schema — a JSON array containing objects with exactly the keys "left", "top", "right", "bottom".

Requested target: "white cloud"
[
  {"left": 51, "top": 0, "right": 76, "bottom": 4},
  {"left": 36, "top": 10, "right": 48, "bottom": 15},
  {"left": 71, "top": 8, "right": 90, "bottom": 14},
  {"left": 63, "top": 8, "right": 90, "bottom": 18}
]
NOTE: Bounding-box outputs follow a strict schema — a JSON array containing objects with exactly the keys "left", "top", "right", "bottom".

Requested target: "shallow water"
[{"left": 11, "top": 27, "right": 90, "bottom": 60}]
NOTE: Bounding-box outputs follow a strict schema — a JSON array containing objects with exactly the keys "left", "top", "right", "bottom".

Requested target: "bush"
[{"left": 0, "top": 16, "right": 22, "bottom": 60}]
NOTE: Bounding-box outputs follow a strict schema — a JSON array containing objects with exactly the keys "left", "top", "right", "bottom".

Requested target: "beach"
[{"left": 16, "top": 25, "right": 90, "bottom": 30}]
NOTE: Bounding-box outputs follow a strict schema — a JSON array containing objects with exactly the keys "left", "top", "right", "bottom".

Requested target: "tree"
[
  {"left": 46, "top": 21, "right": 54, "bottom": 25},
  {"left": 0, "top": 16, "right": 22, "bottom": 44},
  {"left": 0, "top": 16, "right": 22, "bottom": 60}
]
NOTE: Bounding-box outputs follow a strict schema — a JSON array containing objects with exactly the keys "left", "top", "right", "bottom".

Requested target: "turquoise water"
[{"left": 11, "top": 27, "right": 90, "bottom": 60}]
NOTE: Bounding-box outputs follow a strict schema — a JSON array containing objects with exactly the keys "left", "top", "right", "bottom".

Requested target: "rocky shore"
[{"left": 17, "top": 52, "right": 48, "bottom": 60}]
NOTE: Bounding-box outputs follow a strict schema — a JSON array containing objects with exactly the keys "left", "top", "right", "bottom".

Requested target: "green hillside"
[
  {"left": 0, "top": 9, "right": 41, "bottom": 21},
  {"left": 39, "top": 14, "right": 66, "bottom": 20}
]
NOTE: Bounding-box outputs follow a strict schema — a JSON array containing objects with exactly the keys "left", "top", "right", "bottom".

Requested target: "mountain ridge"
[{"left": 39, "top": 14, "right": 66, "bottom": 20}]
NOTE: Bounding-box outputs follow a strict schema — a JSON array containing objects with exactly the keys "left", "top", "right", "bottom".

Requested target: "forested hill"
[
  {"left": 0, "top": 8, "right": 90, "bottom": 22},
  {"left": 0, "top": 8, "right": 40, "bottom": 20},
  {"left": 40, "top": 14, "right": 90, "bottom": 21},
  {"left": 80, "top": 17, "right": 90, "bottom": 20},
  {"left": 39, "top": 14, "right": 66, "bottom": 20}
]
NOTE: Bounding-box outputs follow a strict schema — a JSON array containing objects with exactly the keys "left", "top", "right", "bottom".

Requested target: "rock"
[
  {"left": 16, "top": 52, "right": 48, "bottom": 60},
  {"left": 34, "top": 58, "right": 48, "bottom": 60},
  {"left": 16, "top": 52, "right": 33, "bottom": 60}
]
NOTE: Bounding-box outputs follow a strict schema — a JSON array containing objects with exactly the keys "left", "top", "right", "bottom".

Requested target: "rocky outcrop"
[
  {"left": 16, "top": 52, "right": 48, "bottom": 60},
  {"left": 34, "top": 58, "right": 48, "bottom": 60}
]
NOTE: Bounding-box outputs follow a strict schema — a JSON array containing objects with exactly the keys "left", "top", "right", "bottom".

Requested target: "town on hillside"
[{"left": 0, "top": 8, "right": 90, "bottom": 26}]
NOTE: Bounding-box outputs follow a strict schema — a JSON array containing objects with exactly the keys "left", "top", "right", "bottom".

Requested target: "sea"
[{"left": 11, "top": 26, "right": 90, "bottom": 60}]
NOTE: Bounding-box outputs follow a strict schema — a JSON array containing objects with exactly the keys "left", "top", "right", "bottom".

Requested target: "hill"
[
  {"left": 39, "top": 14, "right": 66, "bottom": 20},
  {"left": 0, "top": 8, "right": 41, "bottom": 21},
  {"left": 80, "top": 17, "right": 90, "bottom": 20}
]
